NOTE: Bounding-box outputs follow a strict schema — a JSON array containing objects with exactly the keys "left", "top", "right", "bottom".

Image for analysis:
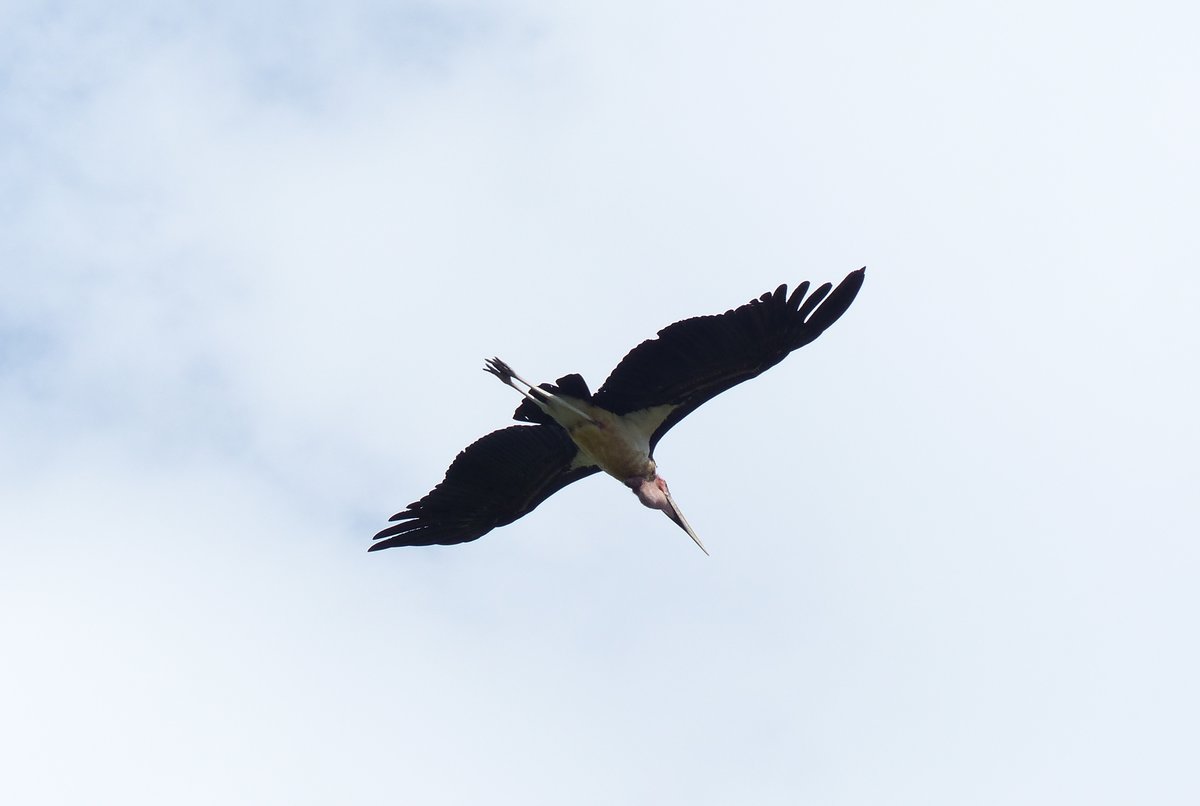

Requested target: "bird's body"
[
  {"left": 561, "top": 405, "right": 656, "bottom": 481},
  {"left": 371, "top": 268, "right": 865, "bottom": 553},
  {"left": 503, "top": 378, "right": 670, "bottom": 481}
]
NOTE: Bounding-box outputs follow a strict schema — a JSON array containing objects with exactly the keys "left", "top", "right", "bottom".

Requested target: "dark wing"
[
  {"left": 512, "top": 373, "right": 592, "bottom": 424},
  {"left": 591, "top": 268, "right": 865, "bottom": 451},
  {"left": 370, "top": 424, "right": 600, "bottom": 550}
]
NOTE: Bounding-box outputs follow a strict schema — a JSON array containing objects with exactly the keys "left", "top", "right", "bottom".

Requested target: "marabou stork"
[{"left": 371, "top": 268, "right": 865, "bottom": 554}]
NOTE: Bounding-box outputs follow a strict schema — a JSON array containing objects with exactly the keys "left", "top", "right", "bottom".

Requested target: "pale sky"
[{"left": 3, "top": 1, "right": 1198, "bottom": 804}]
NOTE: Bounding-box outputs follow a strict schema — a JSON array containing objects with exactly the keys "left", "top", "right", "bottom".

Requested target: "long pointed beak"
[{"left": 663, "top": 489, "right": 709, "bottom": 556}]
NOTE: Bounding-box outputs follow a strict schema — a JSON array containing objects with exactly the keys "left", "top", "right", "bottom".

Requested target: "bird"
[{"left": 370, "top": 267, "right": 865, "bottom": 554}]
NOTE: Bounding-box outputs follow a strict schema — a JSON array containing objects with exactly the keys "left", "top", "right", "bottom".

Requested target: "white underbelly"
[
  {"left": 569, "top": 421, "right": 653, "bottom": 480},
  {"left": 538, "top": 394, "right": 671, "bottom": 480}
]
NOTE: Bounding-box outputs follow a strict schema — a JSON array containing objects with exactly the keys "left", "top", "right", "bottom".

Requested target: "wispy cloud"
[{"left": 3, "top": 2, "right": 1199, "bottom": 804}]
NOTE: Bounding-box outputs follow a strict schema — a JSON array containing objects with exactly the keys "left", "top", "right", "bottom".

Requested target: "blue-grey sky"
[{"left": 3, "top": 1, "right": 1198, "bottom": 804}]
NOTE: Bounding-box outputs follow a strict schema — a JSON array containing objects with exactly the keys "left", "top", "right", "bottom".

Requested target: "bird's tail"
[{"left": 484, "top": 358, "right": 594, "bottom": 425}]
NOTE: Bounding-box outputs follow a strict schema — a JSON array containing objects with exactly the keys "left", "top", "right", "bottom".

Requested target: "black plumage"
[
  {"left": 372, "top": 268, "right": 864, "bottom": 550},
  {"left": 370, "top": 425, "right": 599, "bottom": 550},
  {"left": 592, "top": 267, "right": 865, "bottom": 450},
  {"left": 511, "top": 373, "right": 593, "bottom": 425}
]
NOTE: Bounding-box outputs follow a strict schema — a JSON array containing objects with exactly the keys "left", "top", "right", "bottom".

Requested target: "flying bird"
[{"left": 371, "top": 268, "right": 865, "bottom": 554}]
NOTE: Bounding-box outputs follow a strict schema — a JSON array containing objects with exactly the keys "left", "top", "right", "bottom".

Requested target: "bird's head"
[{"left": 627, "top": 475, "right": 708, "bottom": 555}]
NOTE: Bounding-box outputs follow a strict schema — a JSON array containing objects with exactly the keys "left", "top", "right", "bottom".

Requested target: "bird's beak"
[{"left": 663, "top": 489, "right": 709, "bottom": 556}]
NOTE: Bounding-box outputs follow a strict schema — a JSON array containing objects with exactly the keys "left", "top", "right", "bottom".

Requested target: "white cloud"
[{"left": 3, "top": 1, "right": 1199, "bottom": 804}]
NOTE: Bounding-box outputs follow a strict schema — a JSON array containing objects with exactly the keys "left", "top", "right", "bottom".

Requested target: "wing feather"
[
  {"left": 592, "top": 268, "right": 865, "bottom": 451},
  {"left": 370, "top": 424, "right": 599, "bottom": 550}
]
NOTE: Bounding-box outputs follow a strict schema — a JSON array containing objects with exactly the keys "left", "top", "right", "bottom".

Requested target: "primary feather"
[
  {"left": 592, "top": 268, "right": 865, "bottom": 450},
  {"left": 371, "top": 268, "right": 864, "bottom": 550}
]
